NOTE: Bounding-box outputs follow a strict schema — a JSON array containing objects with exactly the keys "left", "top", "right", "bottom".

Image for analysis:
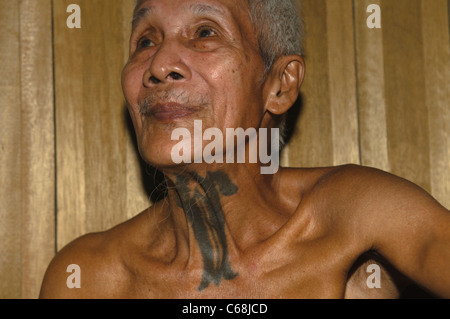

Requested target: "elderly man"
[{"left": 40, "top": 0, "right": 450, "bottom": 299}]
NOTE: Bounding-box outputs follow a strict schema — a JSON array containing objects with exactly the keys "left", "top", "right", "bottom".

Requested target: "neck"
[{"left": 162, "top": 163, "right": 287, "bottom": 291}]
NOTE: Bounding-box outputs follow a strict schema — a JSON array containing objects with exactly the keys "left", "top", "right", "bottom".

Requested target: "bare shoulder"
[
  {"left": 296, "top": 163, "right": 448, "bottom": 213},
  {"left": 290, "top": 164, "right": 450, "bottom": 297},
  {"left": 39, "top": 229, "right": 125, "bottom": 298},
  {"left": 39, "top": 210, "right": 154, "bottom": 299},
  {"left": 298, "top": 164, "right": 449, "bottom": 232},
  {"left": 284, "top": 165, "right": 450, "bottom": 297},
  {"left": 325, "top": 164, "right": 449, "bottom": 220}
]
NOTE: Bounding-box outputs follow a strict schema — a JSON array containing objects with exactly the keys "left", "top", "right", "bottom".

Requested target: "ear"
[{"left": 262, "top": 55, "right": 305, "bottom": 115}]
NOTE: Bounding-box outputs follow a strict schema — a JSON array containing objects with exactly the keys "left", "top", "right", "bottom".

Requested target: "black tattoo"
[{"left": 175, "top": 171, "right": 239, "bottom": 291}]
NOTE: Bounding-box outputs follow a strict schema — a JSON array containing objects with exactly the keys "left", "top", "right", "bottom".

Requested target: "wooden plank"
[
  {"left": 287, "top": 0, "right": 334, "bottom": 168},
  {"left": 326, "top": 0, "right": 360, "bottom": 165},
  {"left": 0, "top": 0, "right": 22, "bottom": 299},
  {"left": 420, "top": 0, "right": 450, "bottom": 208},
  {"left": 354, "top": 0, "right": 390, "bottom": 171},
  {"left": 54, "top": 0, "right": 149, "bottom": 249},
  {"left": 381, "top": 0, "right": 431, "bottom": 192},
  {"left": 19, "top": 0, "right": 55, "bottom": 298},
  {"left": 54, "top": 0, "right": 87, "bottom": 250},
  {"left": 81, "top": 0, "right": 129, "bottom": 233}
]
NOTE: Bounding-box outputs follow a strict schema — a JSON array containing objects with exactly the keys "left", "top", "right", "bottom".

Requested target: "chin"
[
  {"left": 138, "top": 139, "right": 178, "bottom": 168},
  {"left": 135, "top": 118, "right": 210, "bottom": 169}
]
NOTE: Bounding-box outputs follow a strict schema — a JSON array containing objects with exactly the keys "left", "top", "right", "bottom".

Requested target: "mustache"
[{"left": 138, "top": 89, "right": 211, "bottom": 116}]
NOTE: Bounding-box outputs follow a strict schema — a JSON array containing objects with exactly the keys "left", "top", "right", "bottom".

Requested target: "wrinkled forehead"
[
  {"left": 133, "top": 0, "right": 255, "bottom": 37},
  {"left": 134, "top": 0, "right": 250, "bottom": 17},
  {"left": 135, "top": 0, "right": 249, "bottom": 9}
]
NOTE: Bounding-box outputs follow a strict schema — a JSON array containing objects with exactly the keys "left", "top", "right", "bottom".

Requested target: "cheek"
[
  {"left": 122, "top": 63, "right": 144, "bottom": 120},
  {"left": 205, "top": 56, "right": 261, "bottom": 115},
  {"left": 122, "top": 65, "right": 141, "bottom": 102},
  {"left": 208, "top": 66, "right": 240, "bottom": 115},
  {"left": 211, "top": 59, "right": 261, "bottom": 100}
]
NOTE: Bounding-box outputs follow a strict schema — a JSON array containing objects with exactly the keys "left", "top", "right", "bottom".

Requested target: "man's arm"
[{"left": 348, "top": 166, "right": 450, "bottom": 298}]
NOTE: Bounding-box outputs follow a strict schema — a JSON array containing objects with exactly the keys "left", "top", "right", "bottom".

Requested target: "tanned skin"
[{"left": 39, "top": 0, "right": 450, "bottom": 299}]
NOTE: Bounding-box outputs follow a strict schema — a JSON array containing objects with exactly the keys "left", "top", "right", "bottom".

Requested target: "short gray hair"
[{"left": 248, "top": 0, "right": 304, "bottom": 75}]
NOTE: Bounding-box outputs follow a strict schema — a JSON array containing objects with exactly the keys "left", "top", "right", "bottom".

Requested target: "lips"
[{"left": 143, "top": 102, "right": 199, "bottom": 121}]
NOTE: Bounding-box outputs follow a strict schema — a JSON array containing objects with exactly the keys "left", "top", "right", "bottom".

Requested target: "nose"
[{"left": 143, "top": 40, "right": 191, "bottom": 87}]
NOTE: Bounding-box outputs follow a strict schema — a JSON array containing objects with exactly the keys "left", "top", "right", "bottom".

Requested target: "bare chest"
[{"left": 119, "top": 248, "right": 399, "bottom": 299}]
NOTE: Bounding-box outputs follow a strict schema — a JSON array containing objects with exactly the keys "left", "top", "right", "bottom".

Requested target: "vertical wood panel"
[
  {"left": 421, "top": 0, "right": 450, "bottom": 208},
  {"left": 0, "top": 0, "right": 55, "bottom": 299},
  {"left": 20, "top": 0, "right": 55, "bottom": 298},
  {"left": 54, "top": 0, "right": 149, "bottom": 250},
  {"left": 54, "top": 0, "right": 87, "bottom": 251},
  {"left": 81, "top": 0, "right": 126, "bottom": 233},
  {"left": 288, "top": 0, "right": 334, "bottom": 168},
  {"left": 288, "top": 0, "right": 360, "bottom": 167},
  {"left": 382, "top": 0, "right": 431, "bottom": 192},
  {"left": 326, "top": 0, "right": 360, "bottom": 165},
  {"left": 354, "top": 0, "right": 390, "bottom": 172},
  {"left": 0, "top": 0, "right": 22, "bottom": 299}
]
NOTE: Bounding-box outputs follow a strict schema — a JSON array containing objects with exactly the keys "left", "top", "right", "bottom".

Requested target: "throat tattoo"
[{"left": 175, "top": 171, "right": 239, "bottom": 291}]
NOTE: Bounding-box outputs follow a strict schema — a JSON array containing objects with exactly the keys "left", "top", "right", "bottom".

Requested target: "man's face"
[{"left": 122, "top": 0, "right": 266, "bottom": 168}]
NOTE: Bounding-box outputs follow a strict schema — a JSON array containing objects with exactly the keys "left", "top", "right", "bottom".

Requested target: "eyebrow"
[
  {"left": 131, "top": 3, "right": 226, "bottom": 29},
  {"left": 189, "top": 3, "right": 226, "bottom": 17},
  {"left": 132, "top": 6, "right": 153, "bottom": 29}
]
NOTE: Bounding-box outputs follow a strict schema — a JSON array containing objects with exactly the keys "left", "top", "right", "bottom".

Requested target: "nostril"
[
  {"left": 147, "top": 72, "right": 183, "bottom": 85},
  {"left": 150, "top": 76, "right": 161, "bottom": 84},
  {"left": 169, "top": 72, "right": 183, "bottom": 80}
]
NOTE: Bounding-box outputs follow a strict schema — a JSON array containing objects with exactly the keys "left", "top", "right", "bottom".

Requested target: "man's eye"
[
  {"left": 197, "top": 27, "right": 217, "bottom": 38},
  {"left": 137, "top": 37, "right": 154, "bottom": 48}
]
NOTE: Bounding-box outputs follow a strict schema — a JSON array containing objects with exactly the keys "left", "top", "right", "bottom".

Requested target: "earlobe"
[{"left": 263, "top": 55, "right": 305, "bottom": 115}]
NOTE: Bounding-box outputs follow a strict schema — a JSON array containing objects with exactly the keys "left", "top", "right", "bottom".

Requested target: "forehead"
[
  {"left": 135, "top": 0, "right": 248, "bottom": 9},
  {"left": 133, "top": 0, "right": 252, "bottom": 29}
]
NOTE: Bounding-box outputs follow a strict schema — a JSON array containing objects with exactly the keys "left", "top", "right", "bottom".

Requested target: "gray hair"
[{"left": 248, "top": 0, "right": 304, "bottom": 76}]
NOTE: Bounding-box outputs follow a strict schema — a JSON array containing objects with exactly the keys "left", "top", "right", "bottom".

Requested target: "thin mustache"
[{"left": 138, "top": 90, "right": 210, "bottom": 116}]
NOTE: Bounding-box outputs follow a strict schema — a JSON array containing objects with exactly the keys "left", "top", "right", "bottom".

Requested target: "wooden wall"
[
  {"left": 1, "top": 0, "right": 55, "bottom": 299},
  {"left": 285, "top": 0, "right": 450, "bottom": 209},
  {"left": 0, "top": 0, "right": 448, "bottom": 299}
]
